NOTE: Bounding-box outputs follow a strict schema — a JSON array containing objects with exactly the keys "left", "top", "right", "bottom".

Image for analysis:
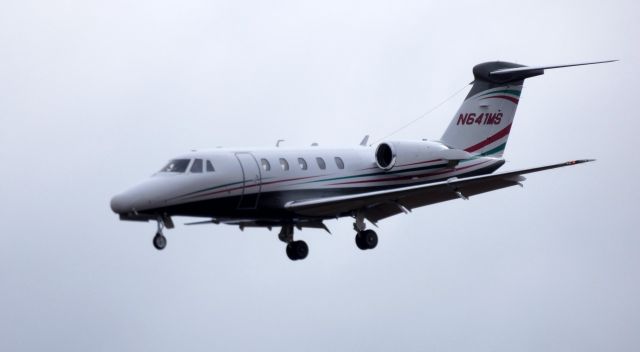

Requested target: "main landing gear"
[
  {"left": 353, "top": 212, "right": 378, "bottom": 251},
  {"left": 355, "top": 229, "right": 378, "bottom": 250},
  {"left": 277, "top": 213, "right": 381, "bottom": 260},
  {"left": 279, "top": 225, "right": 309, "bottom": 261},
  {"left": 286, "top": 241, "right": 309, "bottom": 261}
]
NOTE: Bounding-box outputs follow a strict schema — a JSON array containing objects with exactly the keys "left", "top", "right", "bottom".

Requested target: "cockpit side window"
[
  {"left": 161, "top": 159, "right": 191, "bottom": 173},
  {"left": 206, "top": 160, "right": 215, "bottom": 172},
  {"left": 191, "top": 159, "right": 203, "bottom": 173}
]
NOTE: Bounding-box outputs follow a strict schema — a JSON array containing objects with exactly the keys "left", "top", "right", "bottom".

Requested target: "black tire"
[
  {"left": 362, "top": 230, "right": 378, "bottom": 249},
  {"left": 293, "top": 241, "right": 309, "bottom": 260},
  {"left": 355, "top": 232, "right": 368, "bottom": 250},
  {"left": 153, "top": 233, "right": 167, "bottom": 250},
  {"left": 286, "top": 242, "right": 297, "bottom": 260}
]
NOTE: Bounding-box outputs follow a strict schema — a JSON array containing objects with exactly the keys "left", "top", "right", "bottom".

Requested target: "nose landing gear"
[
  {"left": 153, "top": 232, "right": 167, "bottom": 250},
  {"left": 152, "top": 216, "right": 172, "bottom": 251}
]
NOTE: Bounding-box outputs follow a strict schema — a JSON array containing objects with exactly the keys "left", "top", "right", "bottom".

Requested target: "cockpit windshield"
[{"left": 160, "top": 159, "right": 191, "bottom": 173}]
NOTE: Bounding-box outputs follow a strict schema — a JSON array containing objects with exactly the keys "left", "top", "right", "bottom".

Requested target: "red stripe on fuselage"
[
  {"left": 328, "top": 160, "right": 491, "bottom": 186},
  {"left": 183, "top": 175, "right": 320, "bottom": 200},
  {"left": 396, "top": 158, "right": 443, "bottom": 167}
]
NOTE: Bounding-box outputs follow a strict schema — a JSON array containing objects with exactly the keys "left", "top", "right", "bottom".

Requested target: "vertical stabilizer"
[
  {"left": 441, "top": 61, "right": 530, "bottom": 157},
  {"left": 441, "top": 60, "right": 616, "bottom": 157}
]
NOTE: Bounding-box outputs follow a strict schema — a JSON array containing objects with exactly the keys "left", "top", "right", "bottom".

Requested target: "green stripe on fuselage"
[
  {"left": 177, "top": 158, "right": 489, "bottom": 200},
  {"left": 173, "top": 179, "right": 245, "bottom": 199},
  {"left": 301, "top": 159, "right": 485, "bottom": 184},
  {"left": 303, "top": 163, "right": 446, "bottom": 184}
]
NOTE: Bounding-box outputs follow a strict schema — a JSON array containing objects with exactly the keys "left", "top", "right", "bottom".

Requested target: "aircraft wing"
[
  {"left": 285, "top": 160, "right": 594, "bottom": 223},
  {"left": 184, "top": 217, "right": 331, "bottom": 232}
]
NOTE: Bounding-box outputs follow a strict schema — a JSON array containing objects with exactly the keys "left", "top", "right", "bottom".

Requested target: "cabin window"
[
  {"left": 206, "top": 160, "right": 215, "bottom": 172},
  {"left": 316, "top": 157, "right": 326, "bottom": 170},
  {"left": 298, "top": 158, "right": 308, "bottom": 170},
  {"left": 190, "top": 159, "right": 203, "bottom": 173},
  {"left": 160, "top": 159, "right": 191, "bottom": 173},
  {"left": 261, "top": 158, "right": 271, "bottom": 171},
  {"left": 335, "top": 157, "right": 345, "bottom": 169},
  {"left": 279, "top": 158, "right": 289, "bottom": 171}
]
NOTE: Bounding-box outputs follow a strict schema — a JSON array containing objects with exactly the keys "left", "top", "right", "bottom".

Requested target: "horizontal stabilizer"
[
  {"left": 491, "top": 60, "right": 617, "bottom": 75},
  {"left": 487, "top": 60, "right": 617, "bottom": 83}
]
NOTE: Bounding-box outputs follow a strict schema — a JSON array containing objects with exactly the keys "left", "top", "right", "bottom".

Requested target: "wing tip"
[{"left": 567, "top": 159, "right": 596, "bottom": 165}]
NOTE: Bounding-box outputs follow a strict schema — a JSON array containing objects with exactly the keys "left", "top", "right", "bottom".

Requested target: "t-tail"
[{"left": 440, "top": 60, "right": 616, "bottom": 157}]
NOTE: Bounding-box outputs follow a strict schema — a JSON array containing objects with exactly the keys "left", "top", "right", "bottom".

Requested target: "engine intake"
[{"left": 375, "top": 142, "right": 396, "bottom": 170}]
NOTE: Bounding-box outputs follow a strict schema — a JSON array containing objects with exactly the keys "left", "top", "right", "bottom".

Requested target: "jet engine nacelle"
[{"left": 374, "top": 140, "right": 473, "bottom": 170}]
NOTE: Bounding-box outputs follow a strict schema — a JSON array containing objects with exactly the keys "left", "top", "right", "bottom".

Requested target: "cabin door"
[{"left": 235, "top": 152, "right": 262, "bottom": 209}]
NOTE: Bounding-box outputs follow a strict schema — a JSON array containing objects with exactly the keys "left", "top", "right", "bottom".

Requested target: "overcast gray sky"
[{"left": 1, "top": 0, "right": 638, "bottom": 351}]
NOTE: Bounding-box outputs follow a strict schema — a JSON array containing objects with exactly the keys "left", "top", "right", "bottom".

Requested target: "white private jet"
[{"left": 111, "top": 60, "right": 614, "bottom": 260}]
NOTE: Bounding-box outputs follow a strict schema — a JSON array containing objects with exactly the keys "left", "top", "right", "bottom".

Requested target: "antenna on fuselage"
[
  {"left": 359, "top": 135, "right": 369, "bottom": 146},
  {"left": 276, "top": 139, "right": 285, "bottom": 147},
  {"left": 371, "top": 83, "right": 470, "bottom": 144}
]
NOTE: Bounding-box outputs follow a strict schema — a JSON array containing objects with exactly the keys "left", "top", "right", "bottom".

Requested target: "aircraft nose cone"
[{"left": 110, "top": 193, "right": 131, "bottom": 214}]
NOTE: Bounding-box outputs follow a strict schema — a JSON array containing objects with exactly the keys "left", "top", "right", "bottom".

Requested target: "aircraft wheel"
[
  {"left": 286, "top": 243, "right": 295, "bottom": 260},
  {"left": 355, "top": 232, "right": 367, "bottom": 250},
  {"left": 286, "top": 240, "right": 309, "bottom": 261},
  {"left": 356, "top": 230, "right": 378, "bottom": 250},
  {"left": 362, "top": 230, "right": 378, "bottom": 249},
  {"left": 153, "top": 233, "right": 167, "bottom": 250}
]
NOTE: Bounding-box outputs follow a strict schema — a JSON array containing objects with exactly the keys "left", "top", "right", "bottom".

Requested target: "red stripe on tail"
[
  {"left": 464, "top": 123, "right": 512, "bottom": 153},
  {"left": 481, "top": 95, "right": 519, "bottom": 104}
]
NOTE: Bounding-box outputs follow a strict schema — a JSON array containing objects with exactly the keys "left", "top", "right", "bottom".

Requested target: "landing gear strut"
[
  {"left": 279, "top": 225, "right": 309, "bottom": 261},
  {"left": 153, "top": 218, "right": 167, "bottom": 250}
]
